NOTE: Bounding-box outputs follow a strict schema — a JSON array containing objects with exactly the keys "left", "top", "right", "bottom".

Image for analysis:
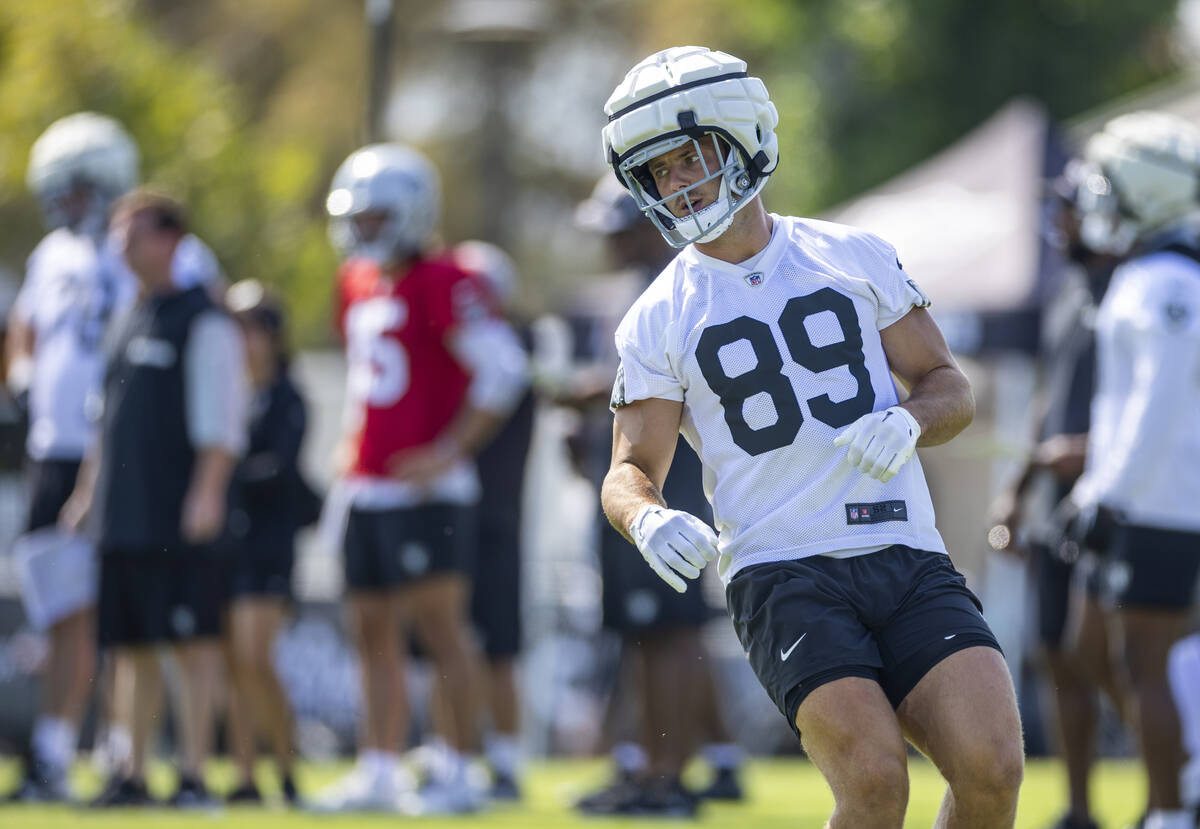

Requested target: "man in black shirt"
[{"left": 63, "top": 190, "right": 247, "bottom": 807}]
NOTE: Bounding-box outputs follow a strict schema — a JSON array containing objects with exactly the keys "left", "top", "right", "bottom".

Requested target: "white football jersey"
[
  {"left": 15, "top": 229, "right": 136, "bottom": 460},
  {"left": 613, "top": 215, "right": 947, "bottom": 584},
  {"left": 1075, "top": 248, "right": 1200, "bottom": 532}
]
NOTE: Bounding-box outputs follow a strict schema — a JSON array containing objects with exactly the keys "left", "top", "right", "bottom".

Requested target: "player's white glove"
[
  {"left": 833, "top": 405, "right": 922, "bottom": 483},
  {"left": 628, "top": 504, "right": 719, "bottom": 593}
]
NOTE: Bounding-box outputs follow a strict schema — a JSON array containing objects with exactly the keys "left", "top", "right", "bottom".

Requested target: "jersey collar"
[{"left": 684, "top": 214, "right": 788, "bottom": 287}]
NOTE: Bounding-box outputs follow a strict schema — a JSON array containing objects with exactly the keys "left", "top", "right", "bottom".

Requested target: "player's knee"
[
  {"left": 949, "top": 734, "right": 1024, "bottom": 802},
  {"left": 840, "top": 752, "right": 909, "bottom": 816}
]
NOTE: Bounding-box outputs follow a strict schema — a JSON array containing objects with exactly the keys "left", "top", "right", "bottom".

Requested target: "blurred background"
[{"left": 1, "top": 0, "right": 1199, "bottom": 766}]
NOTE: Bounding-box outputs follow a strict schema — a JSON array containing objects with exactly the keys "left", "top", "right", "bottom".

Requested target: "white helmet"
[
  {"left": 601, "top": 45, "right": 778, "bottom": 247},
  {"left": 454, "top": 240, "right": 518, "bottom": 311},
  {"left": 26, "top": 112, "right": 139, "bottom": 236},
  {"left": 325, "top": 143, "right": 440, "bottom": 264},
  {"left": 1076, "top": 110, "right": 1200, "bottom": 255}
]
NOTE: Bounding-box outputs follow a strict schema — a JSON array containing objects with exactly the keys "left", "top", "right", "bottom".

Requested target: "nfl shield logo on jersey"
[{"left": 745, "top": 272, "right": 764, "bottom": 287}]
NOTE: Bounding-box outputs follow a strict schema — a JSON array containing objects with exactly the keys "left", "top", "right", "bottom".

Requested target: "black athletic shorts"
[
  {"left": 343, "top": 503, "right": 475, "bottom": 592},
  {"left": 25, "top": 457, "right": 82, "bottom": 532},
  {"left": 227, "top": 508, "right": 295, "bottom": 600},
  {"left": 470, "top": 513, "right": 521, "bottom": 660},
  {"left": 599, "top": 521, "right": 711, "bottom": 635},
  {"left": 98, "top": 552, "right": 228, "bottom": 646},
  {"left": 1103, "top": 523, "right": 1200, "bottom": 610},
  {"left": 1031, "top": 541, "right": 1076, "bottom": 648},
  {"left": 726, "top": 545, "right": 1001, "bottom": 740}
]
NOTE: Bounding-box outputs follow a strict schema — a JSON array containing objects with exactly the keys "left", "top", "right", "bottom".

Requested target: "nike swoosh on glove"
[
  {"left": 833, "top": 406, "right": 922, "bottom": 483},
  {"left": 628, "top": 504, "right": 719, "bottom": 593}
]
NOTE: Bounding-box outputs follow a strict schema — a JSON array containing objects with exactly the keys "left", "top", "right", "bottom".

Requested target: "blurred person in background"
[
  {"left": 317, "top": 144, "right": 528, "bottom": 814},
  {"left": 221, "top": 279, "right": 317, "bottom": 807},
  {"left": 451, "top": 240, "right": 535, "bottom": 800},
  {"left": 601, "top": 46, "right": 1022, "bottom": 827},
  {"left": 565, "top": 175, "right": 744, "bottom": 818},
  {"left": 986, "top": 160, "right": 1123, "bottom": 829},
  {"left": 2, "top": 111, "right": 138, "bottom": 803},
  {"left": 1064, "top": 111, "right": 1200, "bottom": 829},
  {"left": 61, "top": 189, "right": 247, "bottom": 808}
]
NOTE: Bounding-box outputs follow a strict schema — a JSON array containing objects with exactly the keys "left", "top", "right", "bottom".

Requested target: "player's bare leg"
[
  {"left": 117, "top": 648, "right": 162, "bottom": 782},
  {"left": 348, "top": 591, "right": 409, "bottom": 753},
  {"left": 408, "top": 573, "right": 481, "bottom": 754},
  {"left": 1114, "top": 607, "right": 1190, "bottom": 811},
  {"left": 48, "top": 607, "right": 96, "bottom": 726},
  {"left": 173, "top": 639, "right": 224, "bottom": 781},
  {"left": 225, "top": 599, "right": 294, "bottom": 786},
  {"left": 1068, "top": 593, "right": 1128, "bottom": 716},
  {"left": 1043, "top": 647, "right": 1099, "bottom": 823},
  {"left": 485, "top": 657, "right": 519, "bottom": 738},
  {"left": 637, "top": 628, "right": 701, "bottom": 782},
  {"left": 795, "top": 676, "right": 909, "bottom": 828},
  {"left": 897, "top": 646, "right": 1024, "bottom": 828}
]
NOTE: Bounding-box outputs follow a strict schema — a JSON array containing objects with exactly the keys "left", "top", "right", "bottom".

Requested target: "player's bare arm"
[
  {"left": 602, "top": 396, "right": 682, "bottom": 542},
  {"left": 603, "top": 396, "right": 717, "bottom": 594},
  {"left": 389, "top": 405, "right": 508, "bottom": 487},
  {"left": 879, "top": 305, "right": 974, "bottom": 446}
]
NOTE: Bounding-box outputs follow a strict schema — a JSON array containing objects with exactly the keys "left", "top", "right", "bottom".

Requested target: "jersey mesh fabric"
[
  {"left": 1076, "top": 249, "right": 1200, "bottom": 531},
  {"left": 613, "top": 215, "right": 947, "bottom": 583},
  {"left": 19, "top": 229, "right": 134, "bottom": 460}
]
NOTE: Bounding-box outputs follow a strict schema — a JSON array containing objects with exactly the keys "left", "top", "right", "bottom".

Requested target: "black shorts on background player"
[
  {"left": 726, "top": 545, "right": 1000, "bottom": 739},
  {"left": 470, "top": 383, "right": 534, "bottom": 660},
  {"left": 24, "top": 458, "right": 81, "bottom": 532},
  {"left": 98, "top": 551, "right": 228, "bottom": 646},
  {"left": 343, "top": 502, "right": 475, "bottom": 591},
  {"left": 1104, "top": 523, "right": 1200, "bottom": 609}
]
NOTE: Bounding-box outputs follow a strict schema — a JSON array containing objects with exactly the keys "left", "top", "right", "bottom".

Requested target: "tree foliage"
[{"left": 0, "top": 0, "right": 1186, "bottom": 341}]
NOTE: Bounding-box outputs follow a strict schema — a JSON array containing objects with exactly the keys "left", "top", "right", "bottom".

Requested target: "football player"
[
  {"left": 3, "top": 112, "right": 139, "bottom": 802},
  {"left": 316, "top": 145, "right": 528, "bottom": 814},
  {"left": 985, "top": 160, "right": 1125, "bottom": 829},
  {"left": 1067, "top": 111, "right": 1200, "bottom": 829},
  {"left": 600, "top": 47, "right": 1023, "bottom": 827}
]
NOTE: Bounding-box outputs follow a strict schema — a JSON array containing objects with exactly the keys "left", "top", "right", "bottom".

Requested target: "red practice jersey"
[{"left": 336, "top": 254, "right": 492, "bottom": 478}]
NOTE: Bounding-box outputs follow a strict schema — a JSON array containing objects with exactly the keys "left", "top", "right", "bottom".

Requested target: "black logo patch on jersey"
[
  {"left": 845, "top": 500, "right": 908, "bottom": 525},
  {"left": 1164, "top": 300, "right": 1191, "bottom": 330},
  {"left": 610, "top": 363, "right": 628, "bottom": 409}
]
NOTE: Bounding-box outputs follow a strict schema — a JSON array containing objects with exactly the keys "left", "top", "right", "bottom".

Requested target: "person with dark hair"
[
  {"left": 62, "top": 188, "right": 247, "bottom": 808},
  {"left": 220, "top": 279, "right": 314, "bottom": 806}
]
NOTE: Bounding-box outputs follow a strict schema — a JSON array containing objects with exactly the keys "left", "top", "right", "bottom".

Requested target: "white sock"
[
  {"left": 440, "top": 748, "right": 468, "bottom": 785},
  {"left": 105, "top": 725, "right": 133, "bottom": 774},
  {"left": 485, "top": 733, "right": 521, "bottom": 778},
  {"left": 612, "top": 742, "right": 647, "bottom": 774},
  {"left": 702, "top": 742, "right": 744, "bottom": 771},
  {"left": 32, "top": 717, "right": 75, "bottom": 773},
  {"left": 1144, "top": 810, "right": 1194, "bottom": 829}
]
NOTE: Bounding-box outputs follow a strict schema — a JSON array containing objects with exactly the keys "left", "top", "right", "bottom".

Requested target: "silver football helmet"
[
  {"left": 26, "top": 112, "right": 139, "bottom": 236},
  {"left": 326, "top": 143, "right": 440, "bottom": 264},
  {"left": 1076, "top": 110, "right": 1200, "bottom": 255},
  {"left": 454, "top": 240, "right": 517, "bottom": 311},
  {"left": 602, "top": 46, "right": 779, "bottom": 247}
]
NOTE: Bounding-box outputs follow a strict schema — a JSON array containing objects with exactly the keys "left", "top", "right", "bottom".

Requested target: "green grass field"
[{"left": 0, "top": 757, "right": 1146, "bottom": 828}]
